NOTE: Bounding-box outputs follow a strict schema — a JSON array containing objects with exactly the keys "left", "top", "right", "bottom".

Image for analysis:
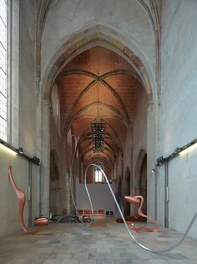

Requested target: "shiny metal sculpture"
[
  {"left": 84, "top": 163, "right": 197, "bottom": 253},
  {"left": 124, "top": 195, "right": 159, "bottom": 232},
  {"left": 8, "top": 166, "right": 48, "bottom": 234}
]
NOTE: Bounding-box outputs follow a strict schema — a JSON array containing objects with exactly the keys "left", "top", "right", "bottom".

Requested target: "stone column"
[
  {"left": 40, "top": 100, "right": 50, "bottom": 217},
  {"left": 146, "top": 101, "right": 156, "bottom": 219}
]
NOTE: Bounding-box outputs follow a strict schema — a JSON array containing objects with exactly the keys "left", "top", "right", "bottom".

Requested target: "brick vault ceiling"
[{"left": 56, "top": 46, "right": 144, "bottom": 168}]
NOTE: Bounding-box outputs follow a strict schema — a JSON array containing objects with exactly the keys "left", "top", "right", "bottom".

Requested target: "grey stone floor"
[{"left": 0, "top": 217, "right": 197, "bottom": 264}]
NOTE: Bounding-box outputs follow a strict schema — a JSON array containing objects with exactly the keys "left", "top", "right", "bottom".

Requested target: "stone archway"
[
  {"left": 40, "top": 26, "right": 154, "bottom": 217},
  {"left": 42, "top": 25, "right": 153, "bottom": 101}
]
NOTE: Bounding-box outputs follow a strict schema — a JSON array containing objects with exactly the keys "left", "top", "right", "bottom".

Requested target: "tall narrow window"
[
  {"left": 94, "top": 164, "right": 103, "bottom": 183},
  {"left": 0, "top": 0, "right": 7, "bottom": 141}
]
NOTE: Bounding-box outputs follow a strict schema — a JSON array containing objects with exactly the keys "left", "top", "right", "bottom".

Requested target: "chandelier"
[{"left": 91, "top": 122, "right": 106, "bottom": 152}]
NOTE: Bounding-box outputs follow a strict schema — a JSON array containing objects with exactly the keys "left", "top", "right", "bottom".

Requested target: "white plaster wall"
[
  {"left": 18, "top": 0, "right": 41, "bottom": 220},
  {"left": 18, "top": 1, "right": 37, "bottom": 154},
  {"left": 0, "top": 152, "right": 28, "bottom": 236},
  {"left": 0, "top": 151, "right": 42, "bottom": 237},
  {"left": 0, "top": 1, "right": 42, "bottom": 237},
  {"left": 41, "top": 0, "right": 155, "bottom": 85},
  {"left": 76, "top": 183, "right": 115, "bottom": 213},
  {"left": 159, "top": 0, "right": 197, "bottom": 238}
]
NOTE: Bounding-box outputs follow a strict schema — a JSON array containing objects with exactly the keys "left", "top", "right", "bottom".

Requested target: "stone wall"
[
  {"left": 2, "top": 0, "right": 197, "bottom": 240},
  {"left": 0, "top": 1, "right": 41, "bottom": 236},
  {"left": 41, "top": 0, "right": 156, "bottom": 90},
  {"left": 0, "top": 150, "right": 41, "bottom": 236},
  {"left": 159, "top": 0, "right": 197, "bottom": 237},
  {"left": 18, "top": 1, "right": 37, "bottom": 154}
]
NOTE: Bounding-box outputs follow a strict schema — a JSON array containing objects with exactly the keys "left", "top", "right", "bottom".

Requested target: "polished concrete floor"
[{"left": 0, "top": 217, "right": 197, "bottom": 264}]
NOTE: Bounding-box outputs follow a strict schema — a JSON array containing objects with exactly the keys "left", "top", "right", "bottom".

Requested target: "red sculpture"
[
  {"left": 8, "top": 166, "right": 48, "bottom": 234},
  {"left": 124, "top": 195, "right": 159, "bottom": 232}
]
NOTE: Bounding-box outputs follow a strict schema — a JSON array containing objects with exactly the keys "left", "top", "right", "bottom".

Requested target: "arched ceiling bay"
[{"left": 55, "top": 46, "right": 145, "bottom": 168}]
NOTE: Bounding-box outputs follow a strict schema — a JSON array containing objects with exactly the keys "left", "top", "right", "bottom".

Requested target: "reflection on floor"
[{"left": 0, "top": 216, "right": 197, "bottom": 264}]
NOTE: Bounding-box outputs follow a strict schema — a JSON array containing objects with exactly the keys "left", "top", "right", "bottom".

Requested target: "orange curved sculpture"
[
  {"left": 124, "top": 195, "right": 159, "bottom": 232},
  {"left": 8, "top": 166, "right": 48, "bottom": 234}
]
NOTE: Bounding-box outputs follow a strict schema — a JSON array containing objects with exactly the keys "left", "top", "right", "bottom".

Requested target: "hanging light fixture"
[{"left": 91, "top": 122, "right": 106, "bottom": 152}]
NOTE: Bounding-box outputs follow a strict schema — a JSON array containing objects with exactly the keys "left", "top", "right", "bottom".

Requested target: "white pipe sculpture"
[{"left": 84, "top": 163, "right": 197, "bottom": 254}]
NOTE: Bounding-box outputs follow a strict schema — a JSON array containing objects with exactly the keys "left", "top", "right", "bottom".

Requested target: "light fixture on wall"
[
  {"left": 179, "top": 141, "right": 197, "bottom": 156},
  {"left": 18, "top": 147, "right": 24, "bottom": 154},
  {"left": 0, "top": 138, "right": 41, "bottom": 165},
  {"left": 0, "top": 143, "right": 17, "bottom": 156},
  {"left": 0, "top": 139, "right": 18, "bottom": 156},
  {"left": 156, "top": 137, "right": 197, "bottom": 166},
  {"left": 91, "top": 122, "right": 106, "bottom": 152}
]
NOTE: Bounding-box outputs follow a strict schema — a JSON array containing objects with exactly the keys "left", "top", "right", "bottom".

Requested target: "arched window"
[
  {"left": 94, "top": 164, "right": 103, "bottom": 183},
  {"left": 95, "top": 169, "right": 102, "bottom": 182},
  {"left": 0, "top": 0, "right": 8, "bottom": 141}
]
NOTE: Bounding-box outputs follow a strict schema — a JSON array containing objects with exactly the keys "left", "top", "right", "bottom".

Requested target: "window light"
[{"left": 95, "top": 169, "right": 103, "bottom": 183}]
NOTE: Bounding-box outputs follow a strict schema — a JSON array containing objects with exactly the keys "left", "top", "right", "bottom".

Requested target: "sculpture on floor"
[
  {"left": 84, "top": 164, "right": 197, "bottom": 253},
  {"left": 8, "top": 166, "right": 48, "bottom": 234},
  {"left": 124, "top": 195, "right": 159, "bottom": 232}
]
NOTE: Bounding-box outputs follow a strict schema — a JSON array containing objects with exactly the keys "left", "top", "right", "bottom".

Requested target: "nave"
[{"left": 0, "top": 217, "right": 197, "bottom": 264}]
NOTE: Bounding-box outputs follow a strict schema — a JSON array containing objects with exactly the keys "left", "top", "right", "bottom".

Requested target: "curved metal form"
[
  {"left": 8, "top": 166, "right": 48, "bottom": 234},
  {"left": 84, "top": 163, "right": 197, "bottom": 253},
  {"left": 124, "top": 195, "right": 159, "bottom": 232}
]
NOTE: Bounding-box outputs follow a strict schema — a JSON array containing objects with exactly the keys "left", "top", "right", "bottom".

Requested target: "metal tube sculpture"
[
  {"left": 124, "top": 195, "right": 159, "bottom": 232},
  {"left": 84, "top": 163, "right": 197, "bottom": 253},
  {"left": 8, "top": 166, "right": 48, "bottom": 234}
]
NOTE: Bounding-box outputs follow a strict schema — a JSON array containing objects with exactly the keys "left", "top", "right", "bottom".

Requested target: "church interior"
[{"left": 0, "top": 0, "right": 197, "bottom": 262}]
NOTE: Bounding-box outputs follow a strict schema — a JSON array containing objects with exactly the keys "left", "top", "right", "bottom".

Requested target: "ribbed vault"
[
  {"left": 38, "top": 0, "right": 161, "bottom": 179},
  {"left": 55, "top": 46, "right": 146, "bottom": 171}
]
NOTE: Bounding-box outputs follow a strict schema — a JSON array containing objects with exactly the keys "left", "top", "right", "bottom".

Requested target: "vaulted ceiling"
[
  {"left": 56, "top": 46, "right": 145, "bottom": 169},
  {"left": 38, "top": 0, "right": 161, "bottom": 171}
]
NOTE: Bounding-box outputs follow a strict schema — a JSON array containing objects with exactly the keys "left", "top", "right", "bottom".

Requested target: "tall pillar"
[
  {"left": 40, "top": 100, "right": 50, "bottom": 217},
  {"left": 146, "top": 101, "right": 156, "bottom": 219}
]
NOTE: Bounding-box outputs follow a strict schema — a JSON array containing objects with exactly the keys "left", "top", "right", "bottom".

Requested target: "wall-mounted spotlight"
[
  {"left": 156, "top": 137, "right": 197, "bottom": 166},
  {"left": 0, "top": 139, "right": 41, "bottom": 165},
  {"left": 18, "top": 147, "right": 24, "bottom": 154},
  {"left": 151, "top": 169, "right": 156, "bottom": 173}
]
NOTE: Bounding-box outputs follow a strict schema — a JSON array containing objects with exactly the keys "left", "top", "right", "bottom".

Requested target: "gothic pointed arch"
[{"left": 42, "top": 25, "right": 153, "bottom": 101}]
